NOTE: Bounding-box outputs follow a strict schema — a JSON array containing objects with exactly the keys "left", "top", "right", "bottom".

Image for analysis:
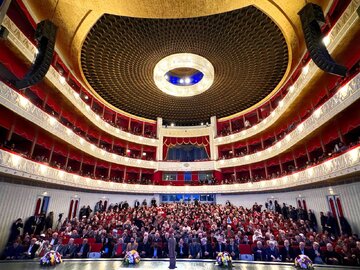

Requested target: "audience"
[{"left": 2, "top": 200, "right": 359, "bottom": 266}]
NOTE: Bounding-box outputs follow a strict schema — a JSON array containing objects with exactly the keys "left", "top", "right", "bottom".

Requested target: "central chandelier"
[{"left": 153, "top": 53, "right": 214, "bottom": 97}]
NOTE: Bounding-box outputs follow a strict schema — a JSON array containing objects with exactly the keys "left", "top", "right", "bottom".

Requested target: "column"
[
  {"left": 157, "top": 117, "right": 163, "bottom": 161},
  {"left": 30, "top": 132, "right": 39, "bottom": 157},
  {"left": 210, "top": 116, "right": 218, "bottom": 160}
]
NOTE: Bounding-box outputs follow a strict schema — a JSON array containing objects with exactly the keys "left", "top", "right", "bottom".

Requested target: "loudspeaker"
[
  {"left": 14, "top": 20, "right": 57, "bottom": 89},
  {"left": 299, "top": 3, "right": 347, "bottom": 77}
]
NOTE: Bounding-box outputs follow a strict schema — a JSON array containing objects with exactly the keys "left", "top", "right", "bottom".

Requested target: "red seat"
[
  {"left": 62, "top": 238, "right": 69, "bottom": 244},
  {"left": 239, "top": 244, "right": 252, "bottom": 254},
  {"left": 114, "top": 245, "right": 123, "bottom": 257},
  {"left": 74, "top": 238, "right": 83, "bottom": 245},
  {"left": 91, "top": 243, "right": 103, "bottom": 252},
  {"left": 87, "top": 238, "right": 96, "bottom": 244}
]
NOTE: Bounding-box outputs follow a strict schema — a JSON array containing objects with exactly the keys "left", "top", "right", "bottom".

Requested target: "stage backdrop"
[{"left": 163, "top": 136, "right": 210, "bottom": 161}]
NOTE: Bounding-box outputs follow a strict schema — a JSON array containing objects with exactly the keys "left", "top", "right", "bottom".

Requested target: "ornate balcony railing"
[
  {"left": 0, "top": 146, "right": 358, "bottom": 193},
  {"left": 2, "top": 69, "right": 358, "bottom": 170},
  {"left": 217, "top": 73, "right": 360, "bottom": 168},
  {"left": 0, "top": 82, "right": 156, "bottom": 169},
  {"left": 214, "top": 0, "right": 360, "bottom": 145},
  {"left": 1, "top": 15, "right": 159, "bottom": 147}
]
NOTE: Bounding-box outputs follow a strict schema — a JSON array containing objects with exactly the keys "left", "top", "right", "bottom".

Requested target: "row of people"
[{"left": 2, "top": 201, "right": 359, "bottom": 266}]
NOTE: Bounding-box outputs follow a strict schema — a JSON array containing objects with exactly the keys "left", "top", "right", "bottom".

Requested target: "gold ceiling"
[{"left": 24, "top": 0, "right": 332, "bottom": 122}]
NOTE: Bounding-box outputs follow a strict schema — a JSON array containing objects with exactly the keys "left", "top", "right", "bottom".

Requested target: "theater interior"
[{"left": 0, "top": 0, "right": 359, "bottom": 269}]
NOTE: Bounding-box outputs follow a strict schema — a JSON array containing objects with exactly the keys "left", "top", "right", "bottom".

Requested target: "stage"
[{"left": 0, "top": 259, "right": 358, "bottom": 270}]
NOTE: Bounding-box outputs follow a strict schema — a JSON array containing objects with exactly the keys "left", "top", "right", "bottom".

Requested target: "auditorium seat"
[
  {"left": 90, "top": 243, "right": 103, "bottom": 253},
  {"left": 87, "top": 238, "right": 96, "bottom": 244},
  {"left": 239, "top": 244, "right": 252, "bottom": 254},
  {"left": 74, "top": 238, "right": 83, "bottom": 245}
]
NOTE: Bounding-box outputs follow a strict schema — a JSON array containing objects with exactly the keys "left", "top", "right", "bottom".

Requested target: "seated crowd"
[{"left": 2, "top": 199, "right": 360, "bottom": 266}]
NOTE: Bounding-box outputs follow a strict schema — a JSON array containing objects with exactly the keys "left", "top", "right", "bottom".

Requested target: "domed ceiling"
[{"left": 81, "top": 5, "right": 288, "bottom": 125}]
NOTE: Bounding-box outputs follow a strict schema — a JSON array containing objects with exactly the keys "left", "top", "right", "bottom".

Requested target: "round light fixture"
[{"left": 153, "top": 53, "right": 214, "bottom": 97}]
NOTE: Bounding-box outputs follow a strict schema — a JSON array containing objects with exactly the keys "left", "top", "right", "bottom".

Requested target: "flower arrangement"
[
  {"left": 123, "top": 250, "right": 141, "bottom": 265},
  {"left": 40, "top": 250, "right": 62, "bottom": 266},
  {"left": 294, "top": 255, "right": 314, "bottom": 270},
  {"left": 215, "top": 252, "right": 232, "bottom": 268}
]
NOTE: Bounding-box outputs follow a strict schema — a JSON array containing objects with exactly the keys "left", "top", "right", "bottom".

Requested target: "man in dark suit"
[
  {"left": 200, "top": 237, "right": 213, "bottom": 259},
  {"left": 8, "top": 218, "right": 23, "bottom": 243},
  {"left": 253, "top": 241, "right": 266, "bottom": 261},
  {"left": 265, "top": 241, "right": 281, "bottom": 262},
  {"left": 307, "top": 242, "right": 324, "bottom": 264},
  {"left": 176, "top": 238, "right": 189, "bottom": 258},
  {"left": 214, "top": 238, "right": 226, "bottom": 255},
  {"left": 280, "top": 239, "right": 295, "bottom": 262},
  {"left": 4, "top": 241, "right": 23, "bottom": 260},
  {"left": 76, "top": 238, "right": 90, "bottom": 258},
  {"left": 295, "top": 242, "right": 307, "bottom": 257},
  {"left": 23, "top": 238, "right": 39, "bottom": 259},
  {"left": 23, "top": 216, "right": 36, "bottom": 236},
  {"left": 323, "top": 243, "right": 342, "bottom": 265},
  {"left": 226, "top": 238, "right": 240, "bottom": 260},
  {"left": 138, "top": 233, "right": 152, "bottom": 258},
  {"left": 49, "top": 232, "right": 59, "bottom": 247},
  {"left": 62, "top": 238, "right": 78, "bottom": 258},
  {"left": 168, "top": 229, "right": 176, "bottom": 269},
  {"left": 189, "top": 239, "right": 201, "bottom": 259}
]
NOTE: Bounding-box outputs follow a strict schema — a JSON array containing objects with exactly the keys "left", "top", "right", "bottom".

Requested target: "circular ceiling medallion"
[{"left": 153, "top": 53, "right": 214, "bottom": 97}]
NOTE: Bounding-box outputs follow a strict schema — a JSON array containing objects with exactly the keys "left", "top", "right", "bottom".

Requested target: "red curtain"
[{"left": 163, "top": 136, "right": 210, "bottom": 159}]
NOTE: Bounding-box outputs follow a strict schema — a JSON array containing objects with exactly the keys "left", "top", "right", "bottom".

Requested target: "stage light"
[
  {"left": 302, "top": 64, "right": 309, "bottom": 75},
  {"left": 142, "top": 152, "right": 147, "bottom": 156},
  {"left": 185, "top": 77, "right": 191, "bottom": 84},
  {"left": 179, "top": 78, "right": 184, "bottom": 84},
  {"left": 19, "top": 95, "right": 29, "bottom": 107},
  {"left": 170, "top": 123, "right": 175, "bottom": 127},
  {"left": 59, "top": 75, "right": 66, "bottom": 85},
  {"left": 48, "top": 116, "right": 56, "bottom": 126},
  {"left": 322, "top": 35, "right": 330, "bottom": 46},
  {"left": 339, "top": 84, "right": 349, "bottom": 98},
  {"left": 313, "top": 108, "right": 321, "bottom": 118}
]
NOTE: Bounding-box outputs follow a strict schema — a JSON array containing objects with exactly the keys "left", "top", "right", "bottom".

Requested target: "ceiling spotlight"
[
  {"left": 142, "top": 152, "right": 147, "bottom": 156},
  {"left": 170, "top": 123, "right": 175, "bottom": 127},
  {"left": 164, "top": 74, "right": 169, "bottom": 80},
  {"left": 185, "top": 77, "right": 191, "bottom": 84},
  {"left": 84, "top": 95, "right": 89, "bottom": 100},
  {"left": 179, "top": 78, "right": 184, "bottom": 84}
]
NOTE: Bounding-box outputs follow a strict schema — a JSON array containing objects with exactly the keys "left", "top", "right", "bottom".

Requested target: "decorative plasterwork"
[{"left": 0, "top": 147, "right": 358, "bottom": 194}]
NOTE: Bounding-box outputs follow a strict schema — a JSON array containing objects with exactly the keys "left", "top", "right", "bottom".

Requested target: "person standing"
[{"left": 168, "top": 229, "right": 176, "bottom": 269}]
